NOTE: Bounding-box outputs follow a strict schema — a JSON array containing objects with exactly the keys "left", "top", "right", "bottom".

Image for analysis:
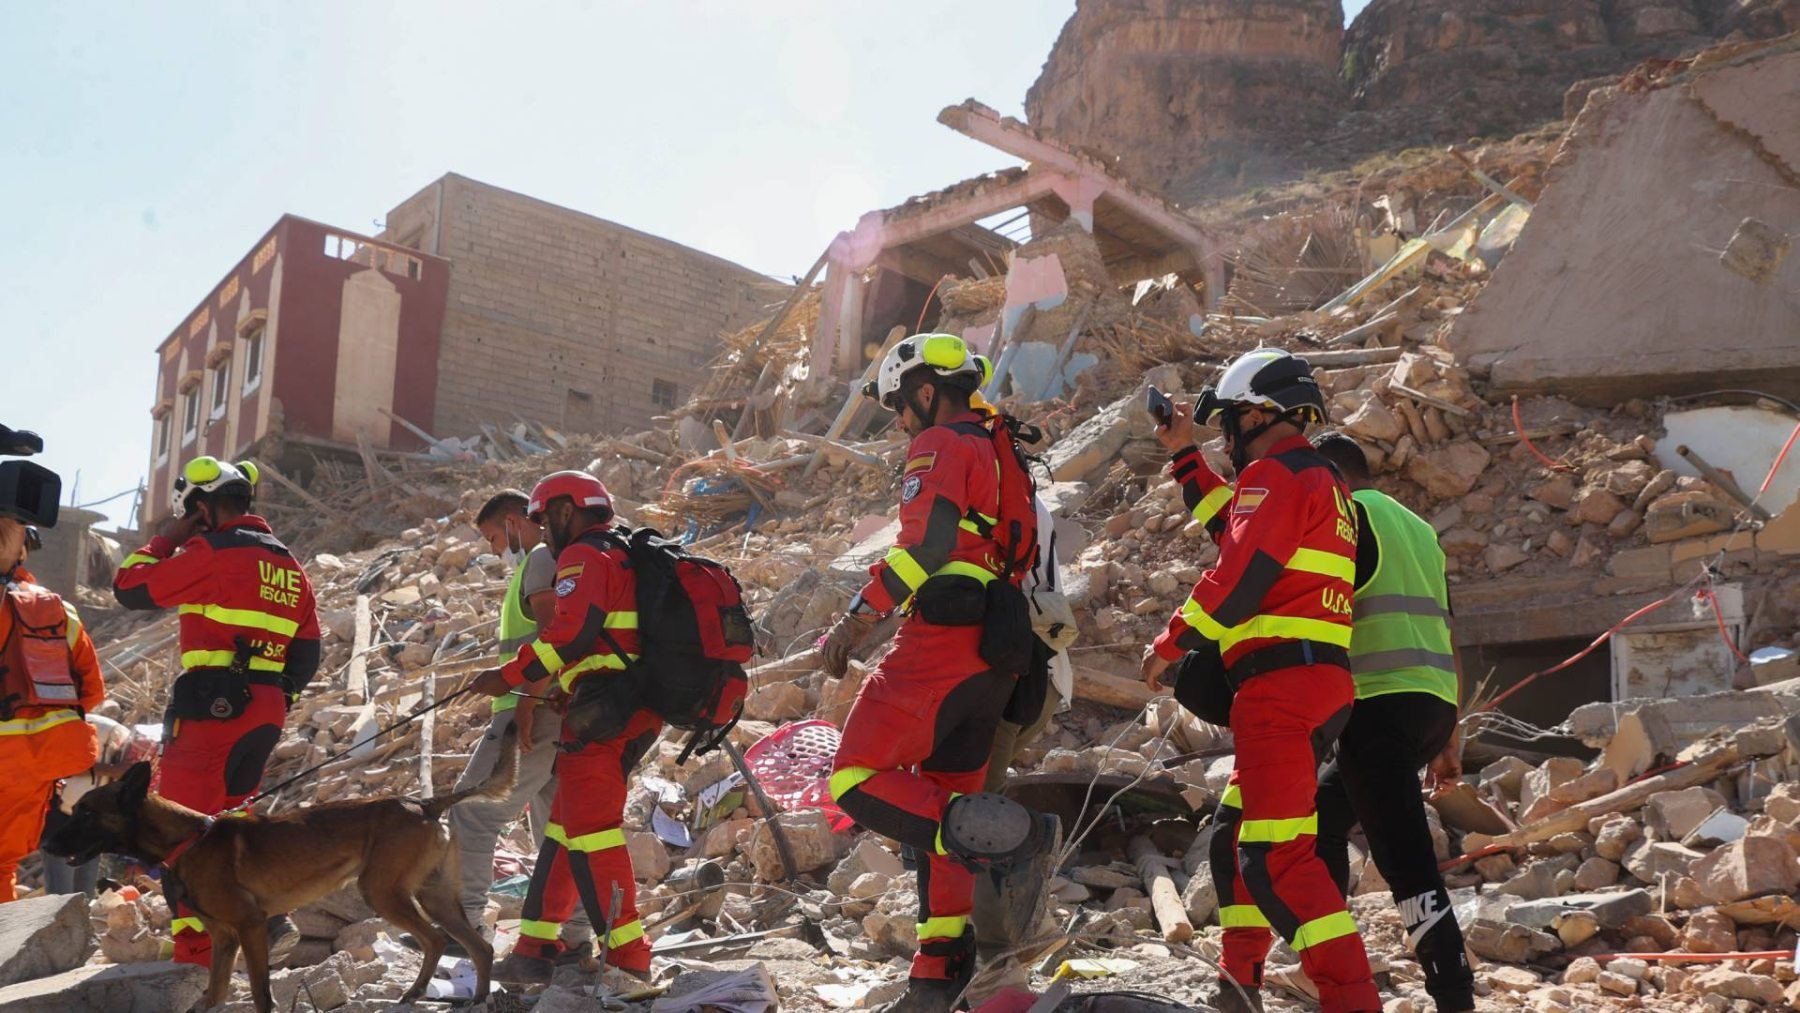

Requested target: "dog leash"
[{"left": 225, "top": 679, "right": 488, "bottom": 813}]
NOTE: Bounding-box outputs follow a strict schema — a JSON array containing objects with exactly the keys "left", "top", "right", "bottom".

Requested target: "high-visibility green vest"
[
  {"left": 1349, "top": 489, "right": 1458, "bottom": 704},
  {"left": 493, "top": 558, "right": 536, "bottom": 714}
]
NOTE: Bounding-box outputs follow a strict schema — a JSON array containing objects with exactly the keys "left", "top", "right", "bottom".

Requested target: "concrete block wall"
[{"left": 383, "top": 174, "right": 785, "bottom": 437}]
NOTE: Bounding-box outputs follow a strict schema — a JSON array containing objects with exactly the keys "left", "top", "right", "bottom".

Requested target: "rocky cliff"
[
  {"left": 1024, "top": 0, "right": 1347, "bottom": 197},
  {"left": 1027, "top": 0, "right": 1797, "bottom": 200}
]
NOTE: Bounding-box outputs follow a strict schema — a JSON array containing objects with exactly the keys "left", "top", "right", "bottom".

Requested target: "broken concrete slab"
[
  {"left": 1569, "top": 689, "right": 1793, "bottom": 750},
  {"left": 1446, "top": 43, "right": 1800, "bottom": 405},
  {"left": 1464, "top": 919, "right": 1559, "bottom": 963},
  {"left": 1504, "top": 888, "right": 1654, "bottom": 931},
  {"left": 1644, "top": 786, "right": 1730, "bottom": 842},
  {"left": 0, "top": 893, "right": 94, "bottom": 988},
  {"left": 1044, "top": 393, "right": 1135, "bottom": 482},
  {"left": 1691, "top": 834, "right": 1800, "bottom": 904},
  {"left": 1682, "top": 806, "right": 1750, "bottom": 849},
  {"left": 0, "top": 962, "right": 207, "bottom": 1013},
  {"left": 1624, "top": 839, "right": 1706, "bottom": 884}
]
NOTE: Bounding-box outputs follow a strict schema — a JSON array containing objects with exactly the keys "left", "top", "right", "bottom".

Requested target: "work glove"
[{"left": 820, "top": 612, "right": 877, "bottom": 679}]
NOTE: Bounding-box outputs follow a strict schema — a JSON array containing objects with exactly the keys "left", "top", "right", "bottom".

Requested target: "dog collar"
[{"left": 160, "top": 816, "right": 217, "bottom": 870}]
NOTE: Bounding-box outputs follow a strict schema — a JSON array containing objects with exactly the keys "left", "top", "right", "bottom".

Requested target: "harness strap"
[{"left": 161, "top": 816, "right": 217, "bottom": 870}]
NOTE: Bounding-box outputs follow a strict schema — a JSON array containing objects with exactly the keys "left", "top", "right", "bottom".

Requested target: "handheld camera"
[{"left": 0, "top": 423, "right": 60, "bottom": 528}]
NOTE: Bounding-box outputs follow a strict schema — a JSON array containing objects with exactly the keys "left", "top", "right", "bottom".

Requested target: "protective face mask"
[{"left": 500, "top": 525, "right": 526, "bottom": 567}]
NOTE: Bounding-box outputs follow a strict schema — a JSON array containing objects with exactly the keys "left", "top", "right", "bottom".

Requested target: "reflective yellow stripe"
[
  {"left": 607, "top": 919, "right": 645, "bottom": 948},
  {"left": 1177, "top": 600, "right": 1353, "bottom": 653},
  {"left": 121, "top": 552, "right": 159, "bottom": 569},
  {"left": 917, "top": 915, "right": 968, "bottom": 940},
  {"left": 1293, "top": 910, "right": 1360, "bottom": 951},
  {"left": 170, "top": 916, "right": 206, "bottom": 934},
  {"left": 602, "top": 612, "right": 639, "bottom": 629},
  {"left": 956, "top": 510, "right": 999, "bottom": 537},
  {"left": 1192, "top": 485, "right": 1233, "bottom": 526},
  {"left": 1219, "top": 904, "right": 1271, "bottom": 929},
  {"left": 519, "top": 919, "right": 560, "bottom": 940},
  {"left": 933, "top": 791, "right": 966, "bottom": 855},
  {"left": 885, "top": 547, "right": 930, "bottom": 591},
  {"left": 557, "top": 654, "right": 634, "bottom": 693},
  {"left": 1220, "top": 783, "right": 1242, "bottom": 810},
  {"left": 179, "top": 650, "right": 286, "bottom": 672},
  {"left": 532, "top": 639, "right": 564, "bottom": 676},
  {"left": 1287, "top": 548, "right": 1355, "bottom": 583},
  {"left": 829, "top": 766, "right": 878, "bottom": 802},
  {"left": 937, "top": 560, "right": 997, "bottom": 584},
  {"left": 178, "top": 603, "right": 300, "bottom": 637},
  {"left": 0, "top": 710, "right": 83, "bottom": 736},
  {"left": 545, "top": 823, "right": 627, "bottom": 852},
  {"left": 1239, "top": 813, "right": 1319, "bottom": 844},
  {"left": 64, "top": 604, "right": 84, "bottom": 648}
]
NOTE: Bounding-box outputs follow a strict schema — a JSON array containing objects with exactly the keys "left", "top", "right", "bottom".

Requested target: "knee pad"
[
  {"left": 940, "top": 793, "right": 1050, "bottom": 866},
  {"left": 225, "top": 724, "right": 282, "bottom": 797}
]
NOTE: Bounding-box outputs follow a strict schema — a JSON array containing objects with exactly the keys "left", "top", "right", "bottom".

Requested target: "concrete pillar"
[
  {"left": 811, "top": 257, "right": 869, "bottom": 382},
  {"left": 1196, "top": 247, "right": 1227, "bottom": 311},
  {"left": 1048, "top": 175, "right": 1105, "bottom": 233}
]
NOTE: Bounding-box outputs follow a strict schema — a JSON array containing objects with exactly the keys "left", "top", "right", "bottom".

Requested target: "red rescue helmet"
[{"left": 526, "top": 471, "right": 613, "bottom": 524}]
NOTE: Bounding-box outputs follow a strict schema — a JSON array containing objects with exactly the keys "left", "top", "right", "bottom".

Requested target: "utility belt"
[
  {"left": 1226, "top": 639, "right": 1351, "bottom": 689},
  {"left": 166, "top": 639, "right": 284, "bottom": 723},
  {"left": 910, "top": 569, "right": 1037, "bottom": 687}
]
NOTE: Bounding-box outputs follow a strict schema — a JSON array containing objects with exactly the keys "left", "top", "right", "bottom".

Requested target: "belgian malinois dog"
[{"left": 43, "top": 725, "right": 518, "bottom": 1012}]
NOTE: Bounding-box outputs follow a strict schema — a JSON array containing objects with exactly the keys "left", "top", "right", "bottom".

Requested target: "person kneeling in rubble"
[
  {"left": 470, "top": 471, "right": 656, "bottom": 990},
  {"left": 1139, "top": 348, "right": 1380, "bottom": 1013},
  {"left": 820, "top": 333, "right": 1060, "bottom": 1012}
]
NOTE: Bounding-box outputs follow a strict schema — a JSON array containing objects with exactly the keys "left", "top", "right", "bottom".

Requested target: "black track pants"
[{"left": 1316, "top": 692, "right": 1473, "bottom": 1012}]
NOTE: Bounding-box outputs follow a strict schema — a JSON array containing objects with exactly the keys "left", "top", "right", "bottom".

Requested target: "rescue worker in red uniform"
[
  {"left": 823, "top": 334, "right": 1058, "bottom": 1013},
  {"left": 471, "top": 471, "right": 659, "bottom": 989},
  {"left": 113, "top": 457, "right": 321, "bottom": 968},
  {"left": 1139, "top": 349, "right": 1379, "bottom": 1013},
  {"left": 0, "top": 514, "right": 105, "bottom": 901}
]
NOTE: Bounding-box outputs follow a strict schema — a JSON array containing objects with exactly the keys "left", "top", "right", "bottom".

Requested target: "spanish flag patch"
[
  {"left": 556, "top": 563, "right": 585, "bottom": 580},
  {"left": 904, "top": 452, "right": 937, "bottom": 476},
  {"left": 1233, "top": 488, "right": 1268, "bottom": 514}
]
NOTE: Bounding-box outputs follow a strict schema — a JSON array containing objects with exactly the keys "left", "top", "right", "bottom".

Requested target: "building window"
[
  {"left": 241, "top": 325, "right": 265, "bottom": 394},
  {"left": 651, "top": 379, "right": 678, "bottom": 409},
  {"left": 181, "top": 393, "right": 200, "bottom": 445},
  {"left": 155, "top": 415, "right": 171, "bottom": 463},
  {"left": 210, "top": 365, "right": 231, "bottom": 419}
]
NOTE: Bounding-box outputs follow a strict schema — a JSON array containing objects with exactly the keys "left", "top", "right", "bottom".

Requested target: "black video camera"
[{"left": 0, "top": 423, "right": 60, "bottom": 528}]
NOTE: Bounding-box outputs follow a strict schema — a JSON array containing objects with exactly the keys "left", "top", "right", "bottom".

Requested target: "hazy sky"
[{"left": 2, "top": 1, "right": 1370, "bottom": 528}]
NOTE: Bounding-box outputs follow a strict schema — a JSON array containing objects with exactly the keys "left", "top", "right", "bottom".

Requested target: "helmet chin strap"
[
  {"left": 901, "top": 381, "right": 940, "bottom": 431},
  {"left": 1222, "top": 406, "right": 1305, "bottom": 472}
]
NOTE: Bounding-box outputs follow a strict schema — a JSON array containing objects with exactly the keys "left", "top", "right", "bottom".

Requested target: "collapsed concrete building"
[{"left": 37, "top": 27, "right": 1800, "bottom": 1013}]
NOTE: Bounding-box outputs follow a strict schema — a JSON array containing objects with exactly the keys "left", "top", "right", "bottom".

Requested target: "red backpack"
[
  {"left": 949, "top": 412, "right": 1041, "bottom": 584},
  {"left": 587, "top": 527, "right": 754, "bottom": 762}
]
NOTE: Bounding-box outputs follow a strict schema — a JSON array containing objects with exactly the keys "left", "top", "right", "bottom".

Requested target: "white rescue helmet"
[
  {"left": 171, "top": 456, "right": 259, "bottom": 517},
  {"left": 1202, "top": 347, "right": 1328, "bottom": 427},
  {"left": 862, "top": 333, "right": 993, "bottom": 412}
]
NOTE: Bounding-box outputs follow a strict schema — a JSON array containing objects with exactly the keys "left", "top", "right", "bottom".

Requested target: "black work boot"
[
  {"left": 1215, "top": 976, "right": 1265, "bottom": 1013},
  {"left": 877, "top": 929, "right": 975, "bottom": 1012},
  {"left": 266, "top": 914, "right": 301, "bottom": 965},
  {"left": 490, "top": 952, "right": 556, "bottom": 986}
]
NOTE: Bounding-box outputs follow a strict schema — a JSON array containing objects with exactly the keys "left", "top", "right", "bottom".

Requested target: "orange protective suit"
[{"left": 0, "top": 567, "right": 103, "bottom": 900}]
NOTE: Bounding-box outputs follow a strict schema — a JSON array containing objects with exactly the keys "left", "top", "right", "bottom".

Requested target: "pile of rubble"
[{"left": 16, "top": 50, "right": 1800, "bottom": 1011}]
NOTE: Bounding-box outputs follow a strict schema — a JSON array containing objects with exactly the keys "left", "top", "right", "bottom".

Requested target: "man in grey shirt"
[{"left": 448, "top": 491, "right": 590, "bottom": 951}]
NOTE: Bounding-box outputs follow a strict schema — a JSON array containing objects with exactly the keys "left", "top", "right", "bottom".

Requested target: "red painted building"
[{"left": 145, "top": 216, "right": 449, "bottom": 523}]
